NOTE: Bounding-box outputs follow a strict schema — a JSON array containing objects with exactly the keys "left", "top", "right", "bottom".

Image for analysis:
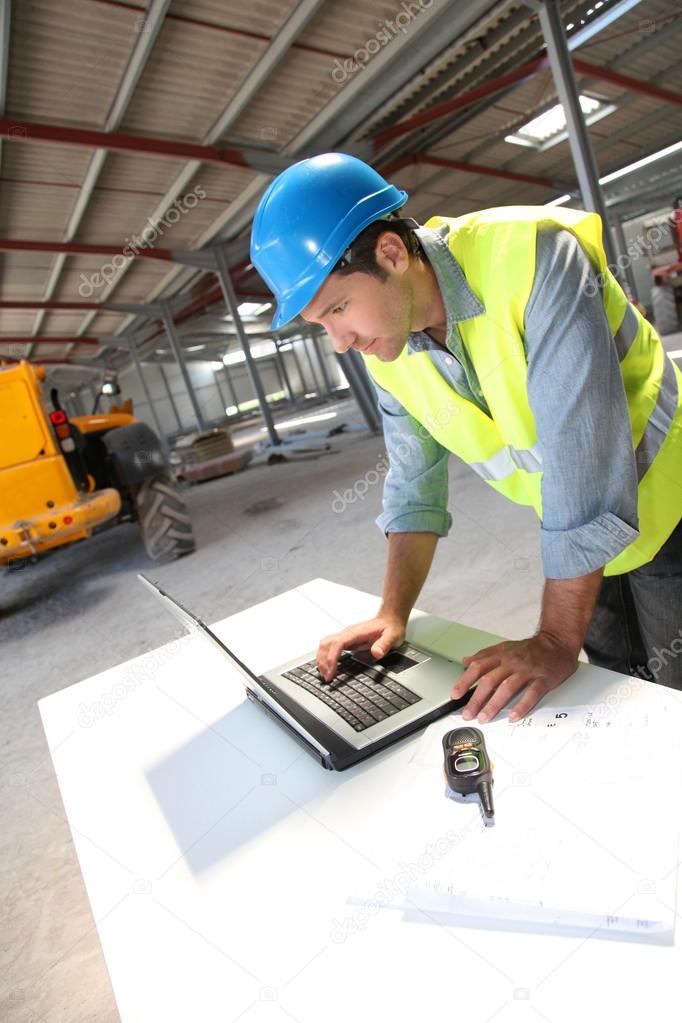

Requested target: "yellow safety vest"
[{"left": 363, "top": 206, "right": 682, "bottom": 576}]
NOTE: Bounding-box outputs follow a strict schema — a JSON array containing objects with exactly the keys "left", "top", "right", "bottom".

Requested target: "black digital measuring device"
[{"left": 443, "top": 726, "right": 494, "bottom": 824}]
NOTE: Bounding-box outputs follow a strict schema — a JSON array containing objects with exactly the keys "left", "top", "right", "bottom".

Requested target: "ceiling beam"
[
  {"left": 381, "top": 153, "right": 557, "bottom": 190},
  {"left": 0, "top": 116, "right": 293, "bottom": 173},
  {"left": 572, "top": 58, "right": 682, "bottom": 108},
  {"left": 371, "top": 55, "right": 549, "bottom": 150},
  {"left": 0, "top": 239, "right": 175, "bottom": 259},
  {"left": 0, "top": 336, "right": 100, "bottom": 345}
]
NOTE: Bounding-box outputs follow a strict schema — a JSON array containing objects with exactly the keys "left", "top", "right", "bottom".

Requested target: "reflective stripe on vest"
[
  {"left": 470, "top": 442, "right": 542, "bottom": 482},
  {"left": 634, "top": 353, "right": 679, "bottom": 480},
  {"left": 364, "top": 206, "right": 682, "bottom": 576},
  {"left": 613, "top": 302, "right": 639, "bottom": 361}
]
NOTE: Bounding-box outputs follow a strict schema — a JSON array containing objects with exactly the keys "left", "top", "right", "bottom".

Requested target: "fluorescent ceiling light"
[
  {"left": 261, "top": 411, "right": 337, "bottom": 431},
  {"left": 186, "top": 344, "right": 206, "bottom": 352},
  {"left": 544, "top": 193, "right": 572, "bottom": 207},
  {"left": 544, "top": 139, "right": 682, "bottom": 206},
  {"left": 505, "top": 95, "right": 608, "bottom": 149},
  {"left": 599, "top": 140, "right": 682, "bottom": 185}
]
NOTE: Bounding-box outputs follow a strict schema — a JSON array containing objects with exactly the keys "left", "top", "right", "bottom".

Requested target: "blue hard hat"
[{"left": 250, "top": 153, "right": 408, "bottom": 330}]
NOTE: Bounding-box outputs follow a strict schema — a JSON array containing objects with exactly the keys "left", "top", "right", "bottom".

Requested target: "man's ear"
[{"left": 375, "top": 230, "right": 411, "bottom": 274}]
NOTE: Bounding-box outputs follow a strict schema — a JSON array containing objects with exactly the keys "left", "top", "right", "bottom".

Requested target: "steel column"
[
  {"left": 533, "top": 0, "right": 617, "bottom": 266},
  {"left": 221, "top": 363, "right": 240, "bottom": 411},
  {"left": 288, "top": 341, "right": 308, "bottom": 396},
  {"left": 212, "top": 371, "right": 226, "bottom": 408},
  {"left": 302, "top": 336, "right": 322, "bottom": 395},
  {"left": 311, "top": 332, "right": 334, "bottom": 396},
  {"left": 159, "top": 299, "right": 207, "bottom": 431},
  {"left": 213, "top": 246, "right": 280, "bottom": 445},
  {"left": 273, "top": 343, "right": 294, "bottom": 402},
  {"left": 212, "top": 369, "right": 228, "bottom": 414},
  {"left": 130, "top": 347, "right": 168, "bottom": 452},
  {"left": 336, "top": 351, "right": 381, "bottom": 434},
  {"left": 159, "top": 363, "right": 183, "bottom": 431},
  {"left": 269, "top": 351, "right": 287, "bottom": 401}
]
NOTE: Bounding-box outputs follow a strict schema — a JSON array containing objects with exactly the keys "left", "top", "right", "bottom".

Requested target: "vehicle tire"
[
  {"left": 651, "top": 283, "right": 679, "bottom": 336},
  {"left": 134, "top": 472, "right": 196, "bottom": 560}
]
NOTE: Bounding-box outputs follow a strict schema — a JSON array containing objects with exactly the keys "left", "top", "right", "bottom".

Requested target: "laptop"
[{"left": 138, "top": 574, "right": 473, "bottom": 771}]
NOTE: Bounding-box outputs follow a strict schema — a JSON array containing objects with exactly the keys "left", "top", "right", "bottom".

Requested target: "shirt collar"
[{"left": 407, "top": 223, "right": 484, "bottom": 354}]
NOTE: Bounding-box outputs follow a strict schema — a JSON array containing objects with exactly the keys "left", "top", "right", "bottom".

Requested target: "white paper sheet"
[{"left": 349, "top": 704, "right": 682, "bottom": 936}]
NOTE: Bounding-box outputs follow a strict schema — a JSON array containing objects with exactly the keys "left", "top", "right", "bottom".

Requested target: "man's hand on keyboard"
[{"left": 317, "top": 614, "right": 406, "bottom": 683}]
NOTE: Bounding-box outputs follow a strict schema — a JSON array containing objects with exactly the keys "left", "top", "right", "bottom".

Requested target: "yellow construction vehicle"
[{"left": 0, "top": 360, "right": 195, "bottom": 567}]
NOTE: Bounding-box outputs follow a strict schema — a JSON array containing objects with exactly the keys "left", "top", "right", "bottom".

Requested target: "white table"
[{"left": 39, "top": 579, "right": 682, "bottom": 1023}]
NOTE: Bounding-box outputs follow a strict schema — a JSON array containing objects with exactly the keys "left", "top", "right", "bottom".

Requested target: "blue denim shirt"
[{"left": 371, "top": 223, "right": 640, "bottom": 579}]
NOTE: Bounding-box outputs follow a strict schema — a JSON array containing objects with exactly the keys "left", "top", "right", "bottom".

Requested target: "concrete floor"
[{"left": 8, "top": 329, "right": 680, "bottom": 1023}]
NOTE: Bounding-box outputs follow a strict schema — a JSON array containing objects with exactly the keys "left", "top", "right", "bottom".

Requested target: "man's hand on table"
[
  {"left": 317, "top": 613, "right": 406, "bottom": 682},
  {"left": 450, "top": 631, "right": 580, "bottom": 723}
]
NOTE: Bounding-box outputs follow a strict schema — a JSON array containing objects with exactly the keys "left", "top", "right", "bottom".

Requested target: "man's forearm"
[
  {"left": 537, "top": 568, "right": 604, "bottom": 657},
  {"left": 379, "top": 531, "right": 440, "bottom": 624}
]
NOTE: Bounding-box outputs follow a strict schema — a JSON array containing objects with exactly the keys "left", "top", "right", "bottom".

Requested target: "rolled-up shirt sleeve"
[
  {"left": 370, "top": 378, "right": 452, "bottom": 537},
  {"left": 525, "top": 227, "right": 640, "bottom": 579}
]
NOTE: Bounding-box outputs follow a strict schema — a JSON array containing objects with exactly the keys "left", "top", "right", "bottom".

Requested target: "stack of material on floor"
[{"left": 171, "top": 428, "right": 252, "bottom": 483}]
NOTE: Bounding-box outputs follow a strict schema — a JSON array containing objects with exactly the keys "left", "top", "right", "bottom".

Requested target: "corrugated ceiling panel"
[
  {"left": 227, "top": 49, "right": 338, "bottom": 146},
  {"left": 0, "top": 310, "right": 42, "bottom": 333},
  {"left": 119, "top": 6, "right": 293, "bottom": 141},
  {"left": 93, "top": 152, "right": 192, "bottom": 195},
  {"left": 36, "top": 313, "right": 99, "bottom": 334},
  {"left": 6, "top": 0, "right": 148, "bottom": 127},
  {"left": 28, "top": 343, "right": 81, "bottom": 361},
  {"left": 0, "top": 181, "right": 75, "bottom": 239},
  {"left": 74, "top": 182, "right": 205, "bottom": 246},
  {"left": 1, "top": 140, "right": 93, "bottom": 183},
  {"left": 169, "top": 0, "right": 298, "bottom": 38},
  {"left": 572, "top": 0, "right": 680, "bottom": 65},
  {"left": 51, "top": 255, "right": 171, "bottom": 304}
]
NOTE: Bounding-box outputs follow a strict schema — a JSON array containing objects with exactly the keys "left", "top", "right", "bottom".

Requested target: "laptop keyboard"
[{"left": 282, "top": 652, "right": 422, "bottom": 732}]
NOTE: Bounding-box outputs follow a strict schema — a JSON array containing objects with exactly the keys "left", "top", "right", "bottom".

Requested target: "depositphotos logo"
[
  {"left": 77, "top": 185, "right": 206, "bottom": 296},
  {"left": 331, "top": 0, "right": 433, "bottom": 83}
]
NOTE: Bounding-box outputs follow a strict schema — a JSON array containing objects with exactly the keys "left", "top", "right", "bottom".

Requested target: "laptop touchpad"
[{"left": 350, "top": 647, "right": 423, "bottom": 674}]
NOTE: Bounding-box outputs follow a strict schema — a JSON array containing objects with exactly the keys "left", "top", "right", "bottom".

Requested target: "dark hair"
[{"left": 330, "top": 215, "right": 423, "bottom": 282}]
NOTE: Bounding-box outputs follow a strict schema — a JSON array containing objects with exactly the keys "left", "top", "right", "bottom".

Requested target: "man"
[{"left": 250, "top": 153, "right": 682, "bottom": 723}]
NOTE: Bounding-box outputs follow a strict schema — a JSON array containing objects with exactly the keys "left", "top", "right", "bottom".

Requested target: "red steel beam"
[
  {"left": 372, "top": 57, "right": 549, "bottom": 150},
  {"left": 0, "top": 118, "right": 256, "bottom": 169},
  {"left": 0, "top": 356, "right": 95, "bottom": 366},
  {"left": 0, "top": 293, "right": 271, "bottom": 310},
  {"left": 372, "top": 55, "right": 682, "bottom": 154},
  {"left": 380, "top": 153, "right": 554, "bottom": 189},
  {"left": 92, "top": 0, "right": 349, "bottom": 62},
  {"left": 0, "top": 238, "right": 175, "bottom": 260},
  {"left": 573, "top": 58, "right": 682, "bottom": 107},
  {"left": 0, "top": 336, "right": 101, "bottom": 345},
  {"left": 0, "top": 301, "right": 126, "bottom": 310}
]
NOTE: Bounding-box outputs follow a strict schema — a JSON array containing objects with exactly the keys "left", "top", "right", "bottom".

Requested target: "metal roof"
[{"left": 1, "top": 0, "right": 680, "bottom": 373}]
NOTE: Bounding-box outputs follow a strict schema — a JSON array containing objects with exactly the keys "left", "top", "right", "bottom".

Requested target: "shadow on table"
[{"left": 144, "top": 697, "right": 375, "bottom": 877}]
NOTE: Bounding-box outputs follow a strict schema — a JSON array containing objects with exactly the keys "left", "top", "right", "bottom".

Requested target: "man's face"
[{"left": 301, "top": 235, "right": 414, "bottom": 363}]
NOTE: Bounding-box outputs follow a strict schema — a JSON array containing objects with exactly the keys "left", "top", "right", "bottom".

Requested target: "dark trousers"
[{"left": 584, "top": 518, "right": 682, "bottom": 688}]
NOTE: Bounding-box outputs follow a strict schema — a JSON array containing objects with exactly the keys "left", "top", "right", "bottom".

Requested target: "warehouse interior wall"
[{"left": 79, "top": 339, "right": 346, "bottom": 436}]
